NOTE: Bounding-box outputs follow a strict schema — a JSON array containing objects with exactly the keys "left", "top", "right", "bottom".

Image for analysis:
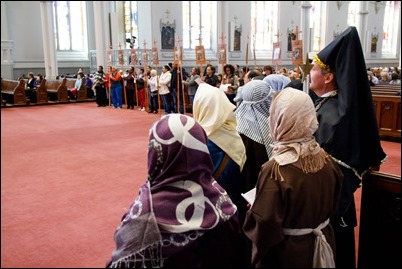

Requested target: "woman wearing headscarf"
[
  {"left": 234, "top": 80, "right": 275, "bottom": 197},
  {"left": 107, "top": 114, "right": 241, "bottom": 268},
  {"left": 192, "top": 82, "right": 247, "bottom": 209},
  {"left": 243, "top": 88, "right": 343, "bottom": 268},
  {"left": 262, "top": 73, "right": 291, "bottom": 94}
]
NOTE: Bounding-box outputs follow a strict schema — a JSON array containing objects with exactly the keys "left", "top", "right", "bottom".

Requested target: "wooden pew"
[
  {"left": 358, "top": 171, "right": 401, "bottom": 268},
  {"left": 372, "top": 94, "right": 401, "bottom": 140},
  {"left": 1, "top": 78, "right": 27, "bottom": 105},
  {"left": 371, "top": 84, "right": 401, "bottom": 96},
  {"left": 31, "top": 78, "right": 48, "bottom": 104},
  {"left": 46, "top": 78, "right": 68, "bottom": 103},
  {"left": 66, "top": 78, "right": 87, "bottom": 101}
]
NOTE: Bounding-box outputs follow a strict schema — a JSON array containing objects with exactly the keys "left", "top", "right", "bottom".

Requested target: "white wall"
[{"left": 1, "top": 1, "right": 400, "bottom": 80}]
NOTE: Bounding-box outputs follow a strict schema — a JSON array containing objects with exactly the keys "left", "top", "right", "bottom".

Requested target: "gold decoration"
[
  {"left": 313, "top": 55, "right": 330, "bottom": 72},
  {"left": 300, "top": 53, "right": 313, "bottom": 82}
]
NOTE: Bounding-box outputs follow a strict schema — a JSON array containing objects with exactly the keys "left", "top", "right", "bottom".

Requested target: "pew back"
[
  {"left": 1, "top": 78, "right": 27, "bottom": 105},
  {"left": 46, "top": 78, "right": 68, "bottom": 102},
  {"left": 358, "top": 171, "right": 401, "bottom": 268}
]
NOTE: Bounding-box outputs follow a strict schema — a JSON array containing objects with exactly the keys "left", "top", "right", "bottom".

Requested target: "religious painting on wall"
[
  {"left": 371, "top": 33, "right": 378, "bottom": 53},
  {"left": 272, "top": 42, "right": 282, "bottom": 65},
  {"left": 229, "top": 22, "right": 242, "bottom": 52},
  {"left": 291, "top": 39, "right": 303, "bottom": 66},
  {"left": 161, "top": 26, "right": 175, "bottom": 50},
  {"left": 287, "top": 28, "right": 297, "bottom": 52}
]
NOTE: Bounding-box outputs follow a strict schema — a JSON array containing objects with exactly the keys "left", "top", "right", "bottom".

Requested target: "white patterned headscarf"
[
  {"left": 193, "top": 83, "right": 247, "bottom": 170},
  {"left": 234, "top": 80, "right": 274, "bottom": 157},
  {"left": 269, "top": 87, "right": 326, "bottom": 174},
  {"left": 108, "top": 114, "right": 237, "bottom": 267}
]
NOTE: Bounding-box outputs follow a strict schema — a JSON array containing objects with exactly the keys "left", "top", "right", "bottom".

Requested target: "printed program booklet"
[{"left": 241, "top": 187, "right": 256, "bottom": 205}]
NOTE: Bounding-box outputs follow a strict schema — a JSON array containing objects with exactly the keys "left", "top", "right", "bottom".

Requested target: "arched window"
[
  {"left": 182, "top": 1, "right": 217, "bottom": 50},
  {"left": 250, "top": 1, "right": 279, "bottom": 53},
  {"left": 310, "top": 1, "right": 325, "bottom": 52},
  {"left": 123, "top": 1, "right": 139, "bottom": 49},
  {"left": 53, "top": 1, "right": 87, "bottom": 52},
  {"left": 347, "top": 1, "right": 358, "bottom": 27},
  {"left": 382, "top": 1, "right": 400, "bottom": 57}
]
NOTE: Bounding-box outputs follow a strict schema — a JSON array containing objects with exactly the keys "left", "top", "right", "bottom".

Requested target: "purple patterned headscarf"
[{"left": 109, "top": 114, "right": 237, "bottom": 268}]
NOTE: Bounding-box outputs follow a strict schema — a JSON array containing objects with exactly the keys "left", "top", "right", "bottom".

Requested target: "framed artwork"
[
  {"left": 141, "top": 50, "right": 149, "bottom": 66},
  {"left": 152, "top": 47, "right": 159, "bottom": 66},
  {"left": 118, "top": 49, "right": 124, "bottom": 65},
  {"left": 130, "top": 48, "right": 137, "bottom": 65},
  {"left": 291, "top": 40, "right": 303, "bottom": 66},
  {"left": 292, "top": 40, "right": 303, "bottom": 66},
  {"left": 161, "top": 26, "right": 175, "bottom": 50},
  {"left": 195, "top": 45, "right": 206, "bottom": 65},
  {"left": 272, "top": 42, "right": 282, "bottom": 65},
  {"left": 173, "top": 46, "right": 183, "bottom": 65}
]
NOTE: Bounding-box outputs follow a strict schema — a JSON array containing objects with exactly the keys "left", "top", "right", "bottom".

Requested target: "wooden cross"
[
  {"left": 219, "top": 32, "right": 225, "bottom": 45},
  {"left": 294, "top": 26, "right": 302, "bottom": 40},
  {"left": 175, "top": 35, "right": 182, "bottom": 47},
  {"left": 274, "top": 29, "right": 281, "bottom": 43},
  {"left": 196, "top": 34, "right": 203, "bottom": 46}
]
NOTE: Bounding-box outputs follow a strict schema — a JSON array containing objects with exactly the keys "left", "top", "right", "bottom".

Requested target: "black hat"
[{"left": 313, "top": 26, "right": 360, "bottom": 73}]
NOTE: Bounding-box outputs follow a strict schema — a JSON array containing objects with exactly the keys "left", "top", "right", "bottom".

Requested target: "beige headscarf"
[
  {"left": 269, "top": 87, "right": 326, "bottom": 175},
  {"left": 193, "top": 83, "right": 247, "bottom": 170}
]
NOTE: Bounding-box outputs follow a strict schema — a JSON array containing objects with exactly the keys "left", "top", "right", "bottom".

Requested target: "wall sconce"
[
  {"left": 336, "top": 1, "right": 342, "bottom": 10},
  {"left": 375, "top": 1, "right": 381, "bottom": 14}
]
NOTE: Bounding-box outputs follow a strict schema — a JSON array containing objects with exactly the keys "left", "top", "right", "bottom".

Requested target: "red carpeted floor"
[{"left": 1, "top": 103, "right": 400, "bottom": 268}]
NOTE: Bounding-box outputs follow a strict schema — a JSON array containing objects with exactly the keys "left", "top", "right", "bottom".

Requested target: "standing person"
[
  {"left": 123, "top": 66, "right": 135, "bottom": 110},
  {"left": 147, "top": 69, "right": 159, "bottom": 114},
  {"left": 158, "top": 64, "right": 172, "bottom": 115},
  {"left": 309, "top": 26, "right": 387, "bottom": 268},
  {"left": 136, "top": 67, "right": 146, "bottom": 111},
  {"left": 106, "top": 114, "right": 241, "bottom": 268},
  {"left": 221, "top": 64, "right": 239, "bottom": 105},
  {"left": 169, "top": 62, "right": 187, "bottom": 113},
  {"left": 93, "top": 65, "right": 107, "bottom": 107},
  {"left": 234, "top": 80, "right": 276, "bottom": 195},
  {"left": 243, "top": 87, "right": 343, "bottom": 268},
  {"left": 192, "top": 82, "right": 247, "bottom": 211},
  {"left": 109, "top": 66, "right": 122, "bottom": 109},
  {"left": 183, "top": 66, "right": 201, "bottom": 106}
]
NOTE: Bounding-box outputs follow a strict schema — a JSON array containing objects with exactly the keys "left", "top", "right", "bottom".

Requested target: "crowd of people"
[{"left": 105, "top": 26, "right": 387, "bottom": 268}]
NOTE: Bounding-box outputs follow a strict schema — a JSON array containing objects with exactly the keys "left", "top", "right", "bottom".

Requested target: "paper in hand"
[{"left": 241, "top": 187, "right": 256, "bottom": 205}]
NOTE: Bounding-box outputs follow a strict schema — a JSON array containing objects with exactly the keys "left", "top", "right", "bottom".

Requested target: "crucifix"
[
  {"left": 274, "top": 29, "right": 281, "bottom": 43},
  {"left": 165, "top": 9, "right": 170, "bottom": 23},
  {"left": 294, "top": 26, "right": 302, "bottom": 40}
]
